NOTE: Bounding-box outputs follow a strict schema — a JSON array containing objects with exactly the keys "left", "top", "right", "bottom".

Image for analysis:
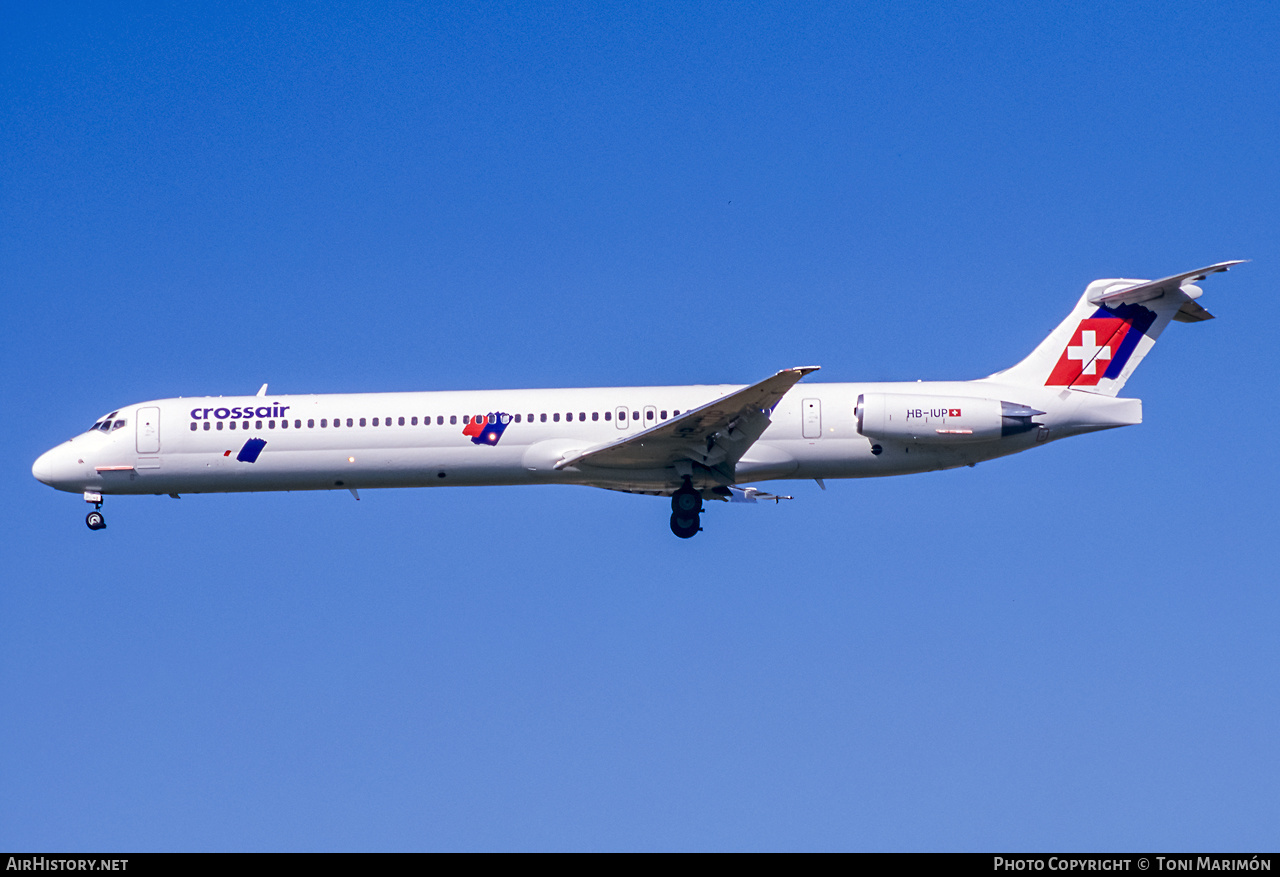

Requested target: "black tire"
[
  {"left": 669, "top": 512, "right": 700, "bottom": 539},
  {"left": 671, "top": 486, "right": 703, "bottom": 514},
  {"left": 86, "top": 511, "right": 105, "bottom": 530}
]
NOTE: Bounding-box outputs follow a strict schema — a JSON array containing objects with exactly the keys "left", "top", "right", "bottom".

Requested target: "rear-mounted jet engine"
[{"left": 855, "top": 394, "right": 1044, "bottom": 443}]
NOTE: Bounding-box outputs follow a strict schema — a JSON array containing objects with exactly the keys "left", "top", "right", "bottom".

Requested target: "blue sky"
[{"left": 3, "top": 1, "right": 1278, "bottom": 851}]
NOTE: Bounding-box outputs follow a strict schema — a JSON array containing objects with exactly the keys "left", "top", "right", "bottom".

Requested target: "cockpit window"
[
  {"left": 110, "top": 419, "right": 127, "bottom": 431},
  {"left": 91, "top": 411, "right": 120, "bottom": 432}
]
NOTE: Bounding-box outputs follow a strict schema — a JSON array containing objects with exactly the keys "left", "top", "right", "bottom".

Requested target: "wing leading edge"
[{"left": 556, "top": 366, "right": 820, "bottom": 473}]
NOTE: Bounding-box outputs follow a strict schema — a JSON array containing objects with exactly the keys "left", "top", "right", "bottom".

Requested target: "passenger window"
[
  {"left": 540, "top": 413, "right": 547, "bottom": 423},
  {"left": 281, "top": 420, "right": 288, "bottom": 429},
  {"left": 321, "top": 419, "right": 327, "bottom": 427},
  {"left": 592, "top": 412, "right": 598, "bottom": 421},
  {"left": 242, "top": 421, "right": 249, "bottom": 430},
  {"left": 308, "top": 419, "right": 315, "bottom": 428},
  {"left": 673, "top": 410, "right": 680, "bottom": 416},
  {"left": 217, "top": 421, "right": 224, "bottom": 430},
  {"left": 398, "top": 416, "right": 405, "bottom": 426},
  {"left": 553, "top": 413, "right": 560, "bottom": 422},
  {"left": 604, "top": 411, "right": 611, "bottom": 421},
  {"left": 579, "top": 412, "right": 586, "bottom": 421},
  {"left": 661, "top": 410, "right": 667, "bottom": 419},
  {"left": 346, "top": 418, "right": 353, "bottom": 427},
  {"left": 646, "top": 410, "right": 653, "bottom": 420},
  {"left": 488, "top": 414, "right": 496, "bottom": 424},
  {"left": 189, "top": 423, "right": 196, "bottom": 431},
  {"left": 632, "top": 411, "right": 639, "bottom": 420},
  {"left": 449, "top": 415, "right": 457, "bottom": 425},
  {"left": 360, "top": 418, "right": 367, "bottom": 427},
  {"left": 256, "top": 420, "right": 263, "bottom": 429},
  {"left": 411, "top": 417, "right": 418, "bottom": 425},
  {"left": 527, "top": 413, "right": 534, "bottom": 422},
  {"left": 203, "top": 422, "right": 210, "bottom": 431},
  {"left": 295, "top": 420, "right": 301, "bottom": 428},
  {"left": 515, "top": 414, "right": 521, "bottom": 423},
  {"left": 372, "top": 418, "right": 379, "bottom": 426}
]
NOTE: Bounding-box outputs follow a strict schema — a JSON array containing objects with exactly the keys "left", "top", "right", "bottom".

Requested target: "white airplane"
[{"left": 33, "top": 261, "right": 1241, "bottom": 538}]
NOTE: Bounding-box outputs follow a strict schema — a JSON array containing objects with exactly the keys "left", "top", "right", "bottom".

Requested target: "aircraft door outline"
[
  {"left": 137, "top": 407, "right": 161, "bottom": 453},
  {"left": 802, "top": 398, "right": 821, "bottom": 439}
]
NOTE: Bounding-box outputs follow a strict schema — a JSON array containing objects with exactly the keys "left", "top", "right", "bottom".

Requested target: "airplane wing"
[{"left": 556, "top": 366, "right": 820, "bottom": 472}]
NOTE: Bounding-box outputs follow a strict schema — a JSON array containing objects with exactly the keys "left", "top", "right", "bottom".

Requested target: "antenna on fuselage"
[{"left": 256, "top": 383, "right": 268, "bottom": 397}]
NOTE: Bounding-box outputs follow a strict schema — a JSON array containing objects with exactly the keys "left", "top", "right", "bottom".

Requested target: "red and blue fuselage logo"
[
  {"left": 1046, "top": 302, "right": 1157, "bottom": 387},
  {"left": 462, "top": 412, "right": 511, "bottom": 446}
]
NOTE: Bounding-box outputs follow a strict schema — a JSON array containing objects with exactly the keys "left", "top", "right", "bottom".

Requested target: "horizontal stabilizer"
[
  {"left": 1088, "top": 260, "right": 1245, "bottom": 307},
  {"left": 1173, "top": 300, "right": 1215, "bottom": 323}
]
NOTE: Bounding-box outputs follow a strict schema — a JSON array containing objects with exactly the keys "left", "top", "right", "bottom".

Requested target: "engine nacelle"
[{"left": 856, "top": 394, "right": 1043, "bottom": 444}]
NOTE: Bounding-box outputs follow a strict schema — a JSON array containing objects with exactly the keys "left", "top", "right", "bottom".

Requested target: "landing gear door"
[
  {"left": 137, "top": 407, "right": 161, "bottom": 453},
  {"left": 802, "top": 398, "right": 821, "bottom": 439}
]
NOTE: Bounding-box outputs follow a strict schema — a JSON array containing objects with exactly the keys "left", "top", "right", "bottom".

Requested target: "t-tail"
[{"left": 987, "top": 261, "right": 1244, "bottom": 395}]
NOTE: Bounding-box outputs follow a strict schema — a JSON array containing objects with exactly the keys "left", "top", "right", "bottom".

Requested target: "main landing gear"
[
  {"left": 669, "top": 479, "right": 703, "bottom": 539},
  {"left": 85, "top": 491, "right": 105, "bottom": 530}
]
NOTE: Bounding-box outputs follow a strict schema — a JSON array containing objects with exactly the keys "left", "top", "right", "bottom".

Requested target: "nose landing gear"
[
  {"left": 669, "top": 479, "right": 703, "bottom": 539},
  {"left": 84, "top": 491, "right": 105, "bottom": 530}
]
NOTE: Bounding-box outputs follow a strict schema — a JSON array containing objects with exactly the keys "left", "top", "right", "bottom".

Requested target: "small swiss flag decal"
[{"left": 947, "top": 408, "right": 961, "bottom": 417}]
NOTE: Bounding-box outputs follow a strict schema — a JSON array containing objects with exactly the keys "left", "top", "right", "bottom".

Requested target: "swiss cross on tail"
[{"left": 1045, "top": 305, "right": 1157, "bottom": 387}]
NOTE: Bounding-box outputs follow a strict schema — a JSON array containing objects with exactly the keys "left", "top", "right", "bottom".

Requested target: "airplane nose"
[{"left": 32, "top": 449, "right": 55, "bottom": 485}]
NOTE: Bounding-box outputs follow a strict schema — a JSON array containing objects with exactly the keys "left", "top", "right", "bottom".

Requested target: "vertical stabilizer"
[{"left": 984, "top": 261, "right": 1241, "bottom": 396}]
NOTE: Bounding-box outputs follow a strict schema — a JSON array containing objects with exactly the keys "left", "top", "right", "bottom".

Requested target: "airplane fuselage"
[{"left": 32, "top": 378, "right": 1138, "bottom": 499}]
